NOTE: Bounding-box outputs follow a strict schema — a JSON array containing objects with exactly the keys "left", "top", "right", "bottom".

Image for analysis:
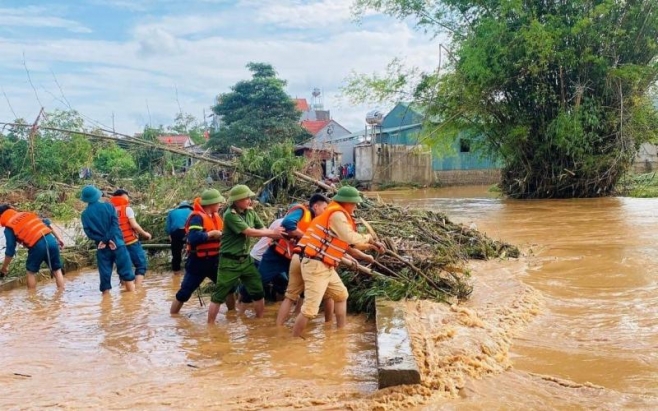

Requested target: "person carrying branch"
[
  {"left": 0, "top": 204, "right": 66, "bottom": 290},
  {"left": 170, "top": 189, "right": 236, "bottom": 314},
  {"left": 166, "top": 200, "right": 193, "bottom": 276},
  {"left": 109, "top": 189, "right": 151, "bottom": 287},
  {"left": 241, "top": 194, "right": 331, "bottom": 307},
  {"left": 291, "top": 186, "right": 385, "bottom": 337},
  {"left": 272, "top": 193, "right": 336, "bottom": 325},
  {"left": 207, "top": 184, "right": 284, "bottom": 323}
]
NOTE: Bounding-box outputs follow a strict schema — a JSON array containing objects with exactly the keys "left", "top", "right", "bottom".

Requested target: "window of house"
[{"left": 459, "top": 138, "right": 471, "bottom": 153}]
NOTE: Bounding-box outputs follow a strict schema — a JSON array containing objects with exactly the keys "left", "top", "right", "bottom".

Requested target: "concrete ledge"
[
  {"left": 433, "top": 169, "right": 501, "bottom": 185},
  {"left": 375, "top": 298, "right": 421, "bottom": 389}
]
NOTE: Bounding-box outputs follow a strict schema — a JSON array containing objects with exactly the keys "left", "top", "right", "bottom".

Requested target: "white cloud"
[
  {"left": 0, "top": 2, "right": 444, "bottom": 134},
  {"left": 0, "top": 6, "right": 92, "bottom": 33},
  {"left": 132, "top": 14, "right": 229, "bottom": 39},
  {"left": 90, "top": 0, "right": 232, "bottom": 12},
  {"left": 254, "top": 0, "right": 354, "bottom": 29},
  {"left": 136, "top": 28, "right": 182, "bottom": 56}
]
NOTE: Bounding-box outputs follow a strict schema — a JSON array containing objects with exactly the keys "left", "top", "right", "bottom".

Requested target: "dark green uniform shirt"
[{"left": 221, "top": 207, "right": 264, "bottom": 257}]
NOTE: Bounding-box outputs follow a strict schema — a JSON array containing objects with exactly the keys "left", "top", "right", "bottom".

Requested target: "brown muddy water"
[{"left": 1, "top": 187, "right": 657, "bottom": 410}]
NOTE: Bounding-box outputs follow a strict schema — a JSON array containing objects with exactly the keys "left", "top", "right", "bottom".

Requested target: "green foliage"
[
  {"left": 132, "top": 127, "right": 167, "bottom": 173},
  {"left": 236, "top": 142, "right": 306, "bottom": 203},
  {"left": 93, "top": 142, "right": 137, "bottom": 179},
  {"left": 617, "top": 172, "right": 658, "bottom": 197},
  {"left": 207, "top": 62, "right": 311, "bottom": 152},
  {"left": 348, "top": 0, "right": 658, "bottom": 198},
  {"left": 1, "top": 110, "right": 93, "bottom": 186},
  {"left": 343, "top": 58, "right": 421, "bottom": 103}
]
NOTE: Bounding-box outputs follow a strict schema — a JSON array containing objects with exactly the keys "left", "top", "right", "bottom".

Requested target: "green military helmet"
[
  {"left": 200, "top": 188, "right": 226, "bottom": 206},
  {"left": 228, "top": 184, "right": 256, "bottom": 204},
  {"left": 332, "top": 186, "right": 362, "bottom": 203}
]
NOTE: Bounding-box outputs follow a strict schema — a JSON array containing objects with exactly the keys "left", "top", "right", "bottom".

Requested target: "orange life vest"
[
  {"left": 272, "top": 204, "right": 313, "bottom": 259},
  {"left": 109, "top": 196, "right": 139, "bottom": 245},
  {"left": 295, "top": 202, "right": 355, "bottom": 267},
  {"left": 0, "top": 209, "right": 52, "bottom": 248},
  {"left": 185, "top": 197, "right": 223, "bottom": 258}
]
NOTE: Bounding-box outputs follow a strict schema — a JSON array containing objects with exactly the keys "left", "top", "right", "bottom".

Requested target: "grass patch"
[{"left": 617, "top": 172, "right": 658, "bottom": 197}]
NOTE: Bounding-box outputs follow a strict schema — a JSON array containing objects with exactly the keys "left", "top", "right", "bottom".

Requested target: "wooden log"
[{"left": 140, "top": 244, "right": 172, "bottom": 249}]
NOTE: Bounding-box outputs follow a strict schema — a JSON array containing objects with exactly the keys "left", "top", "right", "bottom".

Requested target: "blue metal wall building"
[{"left": 375, "top": 103, "right": 499, "bottom": 172}]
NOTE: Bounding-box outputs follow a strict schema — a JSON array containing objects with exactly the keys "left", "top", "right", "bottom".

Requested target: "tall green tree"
[
  {"left": 207, "top": 62, "right": 310, "bottom": 152},
  {"left": 349, "top": 0, "right": 658, "bottom": 198}
]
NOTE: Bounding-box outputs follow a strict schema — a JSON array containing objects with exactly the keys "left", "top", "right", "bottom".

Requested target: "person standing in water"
[
  {"left": 272, "top": 194, "right": 334, "bottom": 326},
  {"left": 291, "top": 186, "right": 385, "bottom": 337},
  {"left": 207, "top": 184, "right": 284, "bottom": 323},
  {"left": 0, "top": 204, "right": 66, "bottom": 289},
  {"left": 166, "top": 200, "right": 193, "bottom": 276},
  {"left": 109, "top": 189, "right": 151, "bottom": 287},
  {"left": 170, "top": 189, "right": 236, "bottom": 314},
  {"left": 80, "top": 185, "right": 135, "bottom": 294}
]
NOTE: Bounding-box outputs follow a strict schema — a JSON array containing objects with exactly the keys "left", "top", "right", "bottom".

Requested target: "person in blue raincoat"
[{"left": 79, "top": 185, "right": 135, "bottom": 294}]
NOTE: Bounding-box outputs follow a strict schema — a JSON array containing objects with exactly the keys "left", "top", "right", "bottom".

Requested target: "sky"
[{"left": 0, "top": 0, "right": 442, "bottom": 135}]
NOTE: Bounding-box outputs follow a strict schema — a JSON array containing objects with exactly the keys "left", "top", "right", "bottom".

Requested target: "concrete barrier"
[{"left": 375, "top": 298, "right": 421, "bottom": 388}]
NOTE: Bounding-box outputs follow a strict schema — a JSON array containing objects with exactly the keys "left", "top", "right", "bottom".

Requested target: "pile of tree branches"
[{"left": 134, "top": 156, "right": 518, "bottom": 314}]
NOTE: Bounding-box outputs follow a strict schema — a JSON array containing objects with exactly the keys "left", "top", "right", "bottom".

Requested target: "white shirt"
[
  {"left": 125, "top": 206, "right": 135, "bottom": 219},
  {"left": 249, "top": 218, "right": 283, "bottom": 262}
]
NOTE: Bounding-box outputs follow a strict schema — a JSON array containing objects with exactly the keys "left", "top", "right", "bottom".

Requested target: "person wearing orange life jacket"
[
  {"left": 291, "top": 186, "right": 386, "bottom": 338},
  {"left": 0, "top": 204, "right": 66, "bottom": 290},
  {"left": 170, "top": 189, "right": 236, "bottom": 314},
  {"left": 109, "top": 189, "right": 151, "bottom": 287},
  {"left": 261, "top": 193, "right": 340, "bottom": 325},
  {"left": 238, "top": 194, "right": 330, "bottom": 308}
]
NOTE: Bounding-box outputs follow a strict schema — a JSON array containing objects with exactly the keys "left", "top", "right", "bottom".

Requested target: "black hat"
[
  {"left": 0, "top": 203, "right": 11, "bottom": 217},
  {"left": 112, "top": 189, "right": 130, "bottom": 197}
]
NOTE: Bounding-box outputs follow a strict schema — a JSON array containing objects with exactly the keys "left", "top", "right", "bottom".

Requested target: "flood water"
[
  {"left": 374, "top": 186, "right": 658, "bottom": 409},
  {"left": 1, "top": 187, "right": 657, "bottom": 409},
  {"left": 0, "top": 272, "right": 377, "bottom": 409}
]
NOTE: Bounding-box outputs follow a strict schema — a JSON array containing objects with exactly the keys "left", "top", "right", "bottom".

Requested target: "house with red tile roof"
[
  {"left": 301, "top": 120, "right": 330, "bottom": 135},
  {"left": 301, "top": 120, "right": 351, "bottom": 143},
  {"left": 156, "top": 135, "right": 194, "bottom": 148},
  {"left": 294, "top": 98, "right": 310, "bottom": 112}
]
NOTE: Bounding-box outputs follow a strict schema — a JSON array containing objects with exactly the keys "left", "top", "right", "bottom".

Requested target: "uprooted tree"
[{"left": 347, "top": 0, "right": 658, "bottom": 198}]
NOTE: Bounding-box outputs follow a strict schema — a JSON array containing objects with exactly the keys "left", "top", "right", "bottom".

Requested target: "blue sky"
[{"left": 0, "top": 0, "right": 440, "bottom": 134}]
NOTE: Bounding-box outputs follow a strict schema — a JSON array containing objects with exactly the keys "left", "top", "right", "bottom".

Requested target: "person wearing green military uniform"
[{"left": 207, "top": 185, "right": 285, "bottom": 323}]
